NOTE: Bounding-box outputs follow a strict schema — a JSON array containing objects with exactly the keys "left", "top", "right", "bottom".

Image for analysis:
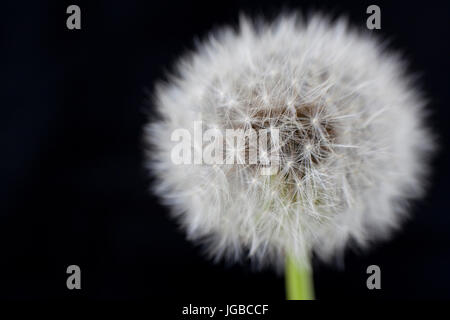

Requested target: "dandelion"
[{"left": 144, "top": 13, "right": 434, "bottom": 299}]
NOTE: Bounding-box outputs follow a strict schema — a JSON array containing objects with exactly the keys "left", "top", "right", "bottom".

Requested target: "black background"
[{"left": 1, "top": 0, "right": 449, "bottom": 300}]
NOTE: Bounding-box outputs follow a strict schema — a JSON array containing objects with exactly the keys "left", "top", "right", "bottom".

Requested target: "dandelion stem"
[{"left": 285, "top": 254, "right": 314, "bottom": 300}]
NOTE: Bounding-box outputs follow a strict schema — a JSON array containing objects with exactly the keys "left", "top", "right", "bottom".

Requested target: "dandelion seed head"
[{"left": 145, "top": 13, "right": 434, "bottom": 270}]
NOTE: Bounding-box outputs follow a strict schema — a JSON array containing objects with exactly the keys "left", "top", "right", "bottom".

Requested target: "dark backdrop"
[{"left": 0, "top": 0, "right": 449, "bottom": 300}]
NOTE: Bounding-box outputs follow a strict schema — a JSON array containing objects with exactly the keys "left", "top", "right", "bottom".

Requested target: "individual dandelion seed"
[{"left": 144, "top": 13, "right": 434, "bottom": 299}]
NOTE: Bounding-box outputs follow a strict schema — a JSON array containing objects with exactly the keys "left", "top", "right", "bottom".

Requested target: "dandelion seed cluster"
[{"left": 145, "top": 14, "right": 433, "bottom": 269}]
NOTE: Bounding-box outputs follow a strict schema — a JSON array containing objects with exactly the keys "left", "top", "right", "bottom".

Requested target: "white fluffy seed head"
[{"left": 145, "top": 13, "right": 434, "bottom": 270}]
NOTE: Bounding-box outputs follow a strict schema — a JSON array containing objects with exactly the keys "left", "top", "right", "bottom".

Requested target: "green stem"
[{"left": 285, "top": 254, "right": 315, "bottom": 300}]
